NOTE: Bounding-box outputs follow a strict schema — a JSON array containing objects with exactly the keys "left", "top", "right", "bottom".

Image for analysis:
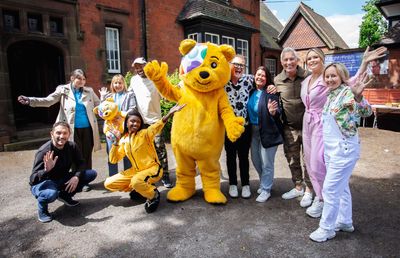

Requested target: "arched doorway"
[{"left": 7, "top": 40, "right": 65, "bottom": 129}]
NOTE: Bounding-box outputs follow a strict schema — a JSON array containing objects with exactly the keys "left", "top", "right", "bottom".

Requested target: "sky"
[{"left": 264, "top": 0, "right": 369, "bottom": 48}]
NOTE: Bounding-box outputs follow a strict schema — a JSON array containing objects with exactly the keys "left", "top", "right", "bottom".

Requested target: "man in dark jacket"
[
  {"left": 274, "top": 47, "right": 313, "bottom": 206},
  {"left": 30, "top": 122, "right": 97, "bottom": 223}
]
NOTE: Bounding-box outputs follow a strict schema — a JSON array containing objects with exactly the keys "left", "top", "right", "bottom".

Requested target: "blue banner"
[{"left": 325, "top": 52, "right": 364, "bottom": 76}]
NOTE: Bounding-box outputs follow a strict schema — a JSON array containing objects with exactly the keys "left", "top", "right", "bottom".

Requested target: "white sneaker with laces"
[
  {"left": 300, "top": 192, "right": 313, "bottom": 207},
  {"left": 229, "top": 185, "right": 238, "bottom": 198},
  {"left": 282, "top": 187, "right": 304, "bottom": 200},
  {"left": 241, "top": 185, "right": 251, "bottom": 199},
  {"left": 309, "top": 227, "right": 336, "bottom": 242},
  {"left": 256, "top": 191, "right": 271, "bottom": 203},
  {"left": 335, "top": 223, "right": 355, "bottom": 232},
  {"left": 306, "top": 197, "right": 324, "bottom": 218}
]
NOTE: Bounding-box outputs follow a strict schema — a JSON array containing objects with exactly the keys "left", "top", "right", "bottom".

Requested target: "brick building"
[
  {"left": 277, "top": 2, "right": 349, "bottom": 66},
  {"left": 0, "top": 0, "right": 262, "bottom": 150},
  {"left": 259, "top": 2, "right": 282, "bottom": 78}
]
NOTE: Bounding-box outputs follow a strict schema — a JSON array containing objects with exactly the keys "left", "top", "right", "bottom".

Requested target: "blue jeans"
[
  {"left": 250, "top": 126, "right": 278, "bottom": 193},
  {"left": 106, "top": 138, "right": 131, "bottom": 176},
  {"left": 31, "top": 169, "right": 97, "bottom": 212}
]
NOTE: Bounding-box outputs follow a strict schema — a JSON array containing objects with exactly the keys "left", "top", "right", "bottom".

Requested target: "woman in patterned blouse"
[{"left": 309, "top": 63, "right": 372, "bottom": 243}]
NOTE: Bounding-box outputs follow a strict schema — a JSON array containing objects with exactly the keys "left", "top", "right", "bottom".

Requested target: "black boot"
[
  {"left": 161, "top": 172, "right": 173, "bottom": 188},
  {"left": 144, "top": 189, "right": 160, "bottom": 213},
  {"left": 129, "top": 190, "right": 146, "bottom": 202}
]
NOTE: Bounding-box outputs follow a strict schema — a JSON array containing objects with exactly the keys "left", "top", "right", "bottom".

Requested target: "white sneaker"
[
  {"left": 256, "top": 191, "right": 271, "bottom": 203},
  {"left": 335, "top": 223, "right": 355, "bottom": 232},
  {"left": 241, "top": 185, "right": 251, "bottom": 199},
  {"left": 282, "top": 188, "right": 304, "bottom": 200},
  {"left": 309, "top": 227, "right": 336, "bottom": 242},
  {"left": 306, "top": 197, "right": 324, "bottom": 218},
  {"left": 300, "top": 192, "right": 313, "bottom": 207},
  {"left": 229, "top": 185, "right": 238, "bottom": 198}
]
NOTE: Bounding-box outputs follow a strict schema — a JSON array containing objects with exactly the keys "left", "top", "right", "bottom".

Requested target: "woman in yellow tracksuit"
[{"left": 104, "top": 104, "right": 185, "bottom": 213}]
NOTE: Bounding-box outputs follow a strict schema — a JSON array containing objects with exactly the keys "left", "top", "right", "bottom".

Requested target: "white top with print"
[{"left": 225, "top": 74, "right": 254, "bottom": 119}]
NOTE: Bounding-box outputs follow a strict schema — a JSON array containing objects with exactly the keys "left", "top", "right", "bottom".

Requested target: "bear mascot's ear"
[
  {"left": 179, "top": 39, "right": 197, "bottom": 56},
  {"left": 93, "top": 105, "right": 99, "bottom": 115},
  {"left": 219, "top": 44, "right": 236, "bottom": 63}
]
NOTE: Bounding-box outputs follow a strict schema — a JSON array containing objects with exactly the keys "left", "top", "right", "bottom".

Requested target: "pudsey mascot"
[
  {"left": 144, "top": 39, "right": 245, "bottom": 204},
  {"left": 93, "top": 98, "right": 126, "bottom": 143}
]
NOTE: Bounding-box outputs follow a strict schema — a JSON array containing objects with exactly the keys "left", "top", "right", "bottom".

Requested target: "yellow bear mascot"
[
  {"left": 144, "top": 39, "right": 245, "bottom": 204},
  {"left": 93, "top": 98, "right": 126, "bottom": 142}
]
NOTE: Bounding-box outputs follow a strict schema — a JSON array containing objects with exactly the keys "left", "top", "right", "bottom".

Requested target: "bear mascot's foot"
[
  {"left": 204, "top": 189, "right": 227, "bottom": 204},
  {"left": 167, "top": 185, "right": 196, "bottom": 202}
]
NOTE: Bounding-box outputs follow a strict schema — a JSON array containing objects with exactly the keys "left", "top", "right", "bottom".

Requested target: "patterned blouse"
[
  {"left": 225, "top": 74, "right": 254, "bottom": 120},
  {"left": 323, "top": 84, "right": 372, "bottom": 138}
]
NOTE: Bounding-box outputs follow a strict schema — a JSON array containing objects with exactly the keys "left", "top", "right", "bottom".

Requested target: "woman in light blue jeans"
[{"left": 247, "top": 66, "right": 283, "bottom": 202}]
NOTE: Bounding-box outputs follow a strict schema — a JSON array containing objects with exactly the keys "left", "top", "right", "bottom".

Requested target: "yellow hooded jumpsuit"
[{"left": 104, "top": 120, "right": 164, "bottom": 200}]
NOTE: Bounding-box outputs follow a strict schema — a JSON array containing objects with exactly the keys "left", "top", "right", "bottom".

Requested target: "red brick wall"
[
  {"left": 78, "top": 0, "right": 141, "bottom": 92},
  {"left": 145, "top": 0, "right": 261, "bottom": 74},
  {"left": 282, "top": 16, "right": 325, "bottom": 51},
  {"left": 145, "top": 0, "right": 186, "bottom": 73}
]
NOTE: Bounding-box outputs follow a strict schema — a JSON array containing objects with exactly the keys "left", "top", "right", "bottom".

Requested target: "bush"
[{"left": 125, "top": 71, "right": 133, "bottom": 88}]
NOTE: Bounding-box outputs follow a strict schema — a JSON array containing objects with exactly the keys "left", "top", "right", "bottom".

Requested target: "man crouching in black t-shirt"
[{"left": 30, "top": 122, "right": 97, "bottom": 223}]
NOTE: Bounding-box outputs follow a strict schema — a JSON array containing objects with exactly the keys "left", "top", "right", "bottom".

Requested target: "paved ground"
[{"left": 0, "top": 128, "right": 399, "bottom": 257}]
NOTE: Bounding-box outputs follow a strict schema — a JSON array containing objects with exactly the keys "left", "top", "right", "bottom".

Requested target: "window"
[
  {"left": 237, "top": 39, "right": 249, "bottom": 73},
  {"left": 221, "top": 36, "right": 235, "bottom": 48},
  {"left": 27, "top": 13, "right": 43, "bottom": 32},
  {"left": 265, "top": 58, "right": 277, "bottom": 78},
  {"left": 3, "top": 9, "right": 19, "bottom": 31},
  {"left": 205, "top": 32, "right": 219, "bottom": 44},
  {"left": 105, "top": 27, "right": 121, "bottom": 73},
  {"left": 188, "top": 33, "right": 199, "bottom": 42},
  {"left": 49, "top": 17, "right": 63, "bottom": 35}
]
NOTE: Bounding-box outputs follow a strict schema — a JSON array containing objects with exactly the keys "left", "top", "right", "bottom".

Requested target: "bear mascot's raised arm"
[{"left": 144, "top": 39, "right": 245, "bottom": 204}]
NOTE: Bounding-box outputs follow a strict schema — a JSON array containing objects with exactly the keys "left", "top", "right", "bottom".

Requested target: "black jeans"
[{"left": 224, "top": 124, "right": 251, "bottom": 186}]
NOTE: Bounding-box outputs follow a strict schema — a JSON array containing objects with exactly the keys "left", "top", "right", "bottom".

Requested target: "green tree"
[{"left": 359, "top": 0, "right": 388, "bottom": 48}]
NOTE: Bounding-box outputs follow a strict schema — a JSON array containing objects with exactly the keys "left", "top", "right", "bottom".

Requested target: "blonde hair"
[
  {"left": 306, "top": 48, "right": 325, "bottom": 63},
  {"left": 324, "top": 63, "right": 349, "bottom": 84},
  {"left": 110, "top": 74, "right": 127, "bottom": 93}
]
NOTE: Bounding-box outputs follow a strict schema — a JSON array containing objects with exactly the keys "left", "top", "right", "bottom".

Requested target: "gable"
[{"left": 281, "top": 16, "right": 325, "bottom": 49}]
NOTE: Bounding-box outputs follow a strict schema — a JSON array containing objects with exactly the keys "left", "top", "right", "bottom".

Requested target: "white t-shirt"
[{"left": 129, "top": 75, "right": 161, "bottom": 124}]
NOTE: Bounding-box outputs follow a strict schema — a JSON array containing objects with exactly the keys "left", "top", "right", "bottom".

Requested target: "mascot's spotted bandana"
[
  {"left": 180, "top": 44, "right": 207, "bottom": 74},
  {"left": 144, "top": 39, "right": 245, "bottom": 204}
]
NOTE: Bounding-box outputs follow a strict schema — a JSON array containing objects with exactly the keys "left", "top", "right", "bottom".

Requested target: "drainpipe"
[{"left": 141, "top": 0, "right": 148, "bottom": 59}]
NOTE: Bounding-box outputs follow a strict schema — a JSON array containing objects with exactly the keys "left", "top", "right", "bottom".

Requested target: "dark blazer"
[{"left": 257, "top": 91, "right": 284, "bottom": 148}]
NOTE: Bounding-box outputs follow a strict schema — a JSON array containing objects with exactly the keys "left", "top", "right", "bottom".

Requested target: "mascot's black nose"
[{"left": 199, "top": 71, "right": 209, "bottom": 79}]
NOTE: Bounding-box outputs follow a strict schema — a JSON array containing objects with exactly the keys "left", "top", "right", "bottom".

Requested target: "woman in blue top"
[
  {"left": 247, "top": 66, "right": 283, "bottom": 202},
  {"left": 99, "top": 74, "right": 137, "bottom": 176},
  {"left": 18, "top": 69, "right": 101, "bottom": 176}
]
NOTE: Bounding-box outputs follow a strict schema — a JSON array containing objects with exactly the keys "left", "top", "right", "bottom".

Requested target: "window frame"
[
  {"left": 237, "top": 39, "right": 249, "bottom": 73},
  {"left": 205, "top": 32, "right": 220, "bottom": 44},
  {"left": 265, "top": 58, "right": 277, "bottom": 78},
  {"left": 105, "top": 26, "right": 121, "bottom": 74},
  {"left": 188, "top": 33, "right": 200, "bottom": 42},
  {"left": 221, "top": 36, "right": 235, "bottom": 48}
]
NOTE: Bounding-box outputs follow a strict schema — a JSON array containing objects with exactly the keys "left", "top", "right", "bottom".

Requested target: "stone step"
[
  {"left": 16, "top": 127, "right": 51, "bottom": 139},
  {"left": 4, "top": 137, "right": 49, "bottom": 151}
]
